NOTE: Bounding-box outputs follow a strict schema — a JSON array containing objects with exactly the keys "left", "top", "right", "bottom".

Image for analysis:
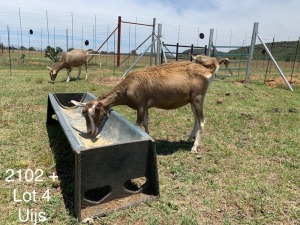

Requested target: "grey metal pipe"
[
  {"left": 207, "top": 29, "right": 214, "bottom": 56},
  {"left": 150, "top": 18, "right": 156, "bottom": 66},
  {"left": 123, "top": 37, "right": 157, "bottom": 77},
  {"left": 245, "top": 22, "right": 259, "bottom": 83},
  {"left": 156, "top": 24, "right": 162, "bottom": 65}
]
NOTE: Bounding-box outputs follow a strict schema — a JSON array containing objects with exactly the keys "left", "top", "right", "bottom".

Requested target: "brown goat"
[
  {"left": 71, "top": 55, "right": 230, "bottom": 152},
  {"left": 47, "top": 49, "right": 88, "bottom": 83}
]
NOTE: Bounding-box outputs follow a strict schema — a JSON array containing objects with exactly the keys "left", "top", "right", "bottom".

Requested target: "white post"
[{"left": 160, "top": 41, "right": 167, "bottom": 63}]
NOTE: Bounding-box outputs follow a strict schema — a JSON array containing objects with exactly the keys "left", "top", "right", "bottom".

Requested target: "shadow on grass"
[
  {"left": 155, "top": 140, "right": 193, "bottom": 155},
  {"left": 46, "top": 123, "right": 76, "bottom": 217}
]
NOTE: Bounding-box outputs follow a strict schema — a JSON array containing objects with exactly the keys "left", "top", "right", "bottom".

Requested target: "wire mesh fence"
[{"left": 1, "top": 6, "right": 300, "bottom": 86}]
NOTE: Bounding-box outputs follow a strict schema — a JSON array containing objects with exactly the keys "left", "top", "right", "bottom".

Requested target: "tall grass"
[{"left": 0, "top": 60, "right": 299, "bottom": 224}]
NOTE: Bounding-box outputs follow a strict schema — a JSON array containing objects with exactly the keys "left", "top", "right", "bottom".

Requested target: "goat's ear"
[{"left": 70, "top": 100, "right": 86, "bottom": 107}]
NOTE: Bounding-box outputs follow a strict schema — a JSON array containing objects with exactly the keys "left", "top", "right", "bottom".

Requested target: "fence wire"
[{"left": 1, "top": 6, "right": 300, "bottom": 82}]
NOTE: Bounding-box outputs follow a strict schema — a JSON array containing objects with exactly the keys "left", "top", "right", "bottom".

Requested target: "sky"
[
  {"left": 1, "top": 0, "right": 300, "bottom": 51},
  {"left": 2, "top": 0, "right": 300, "bottom": 31}
]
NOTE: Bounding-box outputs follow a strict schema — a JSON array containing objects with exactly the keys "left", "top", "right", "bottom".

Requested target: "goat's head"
[
  {"left": 47, "top": 66, "right": 58, "bottom": 82},
  {"left": 71, "top": 100, "right": 107, "bottom": 137},
  {"left": 218, "top": 58, "right": 233, "bottom": 76},
  {"left": 191, "top": 55, "right": 233, "bottom": 76}
]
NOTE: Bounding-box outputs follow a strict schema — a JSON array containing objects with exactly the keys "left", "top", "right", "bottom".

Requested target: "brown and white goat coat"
[
  {"left": 47, "top": 49, "right": 88, "bottom": 82},
  {"left": 72, "top": 55, "right": 230, "bottom": 152}
]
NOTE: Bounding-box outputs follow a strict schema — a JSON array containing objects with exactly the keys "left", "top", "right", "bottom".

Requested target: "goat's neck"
[
  {"left": 99, "top": 89, "right": 127, "bottom": 109},
  {"left": 53, "top": 61, "right": 65, "bottom": 73}
]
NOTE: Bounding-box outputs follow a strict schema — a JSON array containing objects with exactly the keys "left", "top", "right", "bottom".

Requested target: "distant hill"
[
  {"left": 182, "top": 40, "right": 300, "bottom": 62},
  {"left": 228, "top": 40, "right": 299, "bottom": 61},
  {"left": 182, "top": 48, "right": 207, "bottom": 55}
]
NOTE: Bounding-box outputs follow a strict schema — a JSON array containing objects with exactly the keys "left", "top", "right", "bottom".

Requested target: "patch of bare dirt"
[
  {"left": 96, "top": 76, "right": 123, "bottom": 86},
  {"left": 264, "top": 77, "right": 300, "bottom": 87},
  {"left": 236, "top": 75, "right": 300, "bottom": 88}
]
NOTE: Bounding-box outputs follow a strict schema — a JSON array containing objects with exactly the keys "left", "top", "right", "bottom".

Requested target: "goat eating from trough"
[
  {"left": 47, "top": 49, "right": 88, "bottom": 83},
  {"left": 71, "top": 55, "right": 230, "bottom": 153}
]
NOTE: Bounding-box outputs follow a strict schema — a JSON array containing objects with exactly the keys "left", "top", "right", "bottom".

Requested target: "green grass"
[{"left": 0, "top": 61, "right": 299, "bottom": 225}]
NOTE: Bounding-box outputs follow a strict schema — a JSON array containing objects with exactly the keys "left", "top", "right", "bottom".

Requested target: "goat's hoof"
[{"left": 191, "top": 146, "right": 199, "bottom": 153}]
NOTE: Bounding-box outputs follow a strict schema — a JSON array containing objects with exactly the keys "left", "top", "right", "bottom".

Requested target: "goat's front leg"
[
  {"left": 66, "top": 69, "right": 71, "bottom": 82},
  {"left": 77, "top": 66, "right": 82, "bottom": 80},
  {"left": 136, "top": 107, "right": 149, "bottom": 133},
  {"left": 143, "top": 109, "right": 149, "bottom": 134},
  {"left": 84, "top": 63, "right": 88, "bottom": 80},
  {"left": 190, "top": 98, "right": 204, "bottom": 153},
  {"left": 188, "top": 104, "right": 205, "bottom": 141},
  {"left": 188, "top": 104, "right": 198, "bottom": 142}
]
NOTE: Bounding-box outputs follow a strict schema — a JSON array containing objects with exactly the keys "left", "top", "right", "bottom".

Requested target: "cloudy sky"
[
  {"left": 2, "top": 0, "right": 300, "bottom": 31},
  {"left": 1, "top": 0, "right": 300, "bottom": 51}
]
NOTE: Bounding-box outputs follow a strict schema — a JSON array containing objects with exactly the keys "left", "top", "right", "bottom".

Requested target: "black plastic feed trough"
[{"left": 46, "top": 92, "right": 159, "bottom": 220}]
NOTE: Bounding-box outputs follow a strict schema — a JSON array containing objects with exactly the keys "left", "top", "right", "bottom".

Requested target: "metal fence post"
[
  {"left": 190, "top": 44, "right": 194, "bottom": 61},
  {"left": 245, "top": 22, "right": 259, "bottom": 83},
  {"left": 156, "top": 23, "right": 162, "bottom": 65},
  {"left": 175, "top": 43, "right": 179, "bottom": 61},
  {"left": 207, "top": 29, "right": 214, "bottom": 56},
  {"left": 117, "top": 16, "right": 121, "bottom": 66},
  {"left": 150, "top": 18, "right": 156, "bottom": 66}
]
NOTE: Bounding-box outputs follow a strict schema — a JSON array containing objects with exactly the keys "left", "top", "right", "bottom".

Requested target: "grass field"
[{"left": 0, "top": 57, "right": 300, "bottom": 224}]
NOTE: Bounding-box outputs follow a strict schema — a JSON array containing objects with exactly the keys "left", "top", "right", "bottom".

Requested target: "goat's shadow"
[
  {"left": 46, "top": 122, "right": 76, "bottom": 216},
  {"left": 154, "top": 139, "right": 193, "bottom": 155},
  {"left": 47, "top": 77, "right": 84, "bottom": 84}
]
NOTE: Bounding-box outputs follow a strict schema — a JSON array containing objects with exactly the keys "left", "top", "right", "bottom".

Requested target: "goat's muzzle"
[
  {"left": 49, "top": 73, "right": 57, "bottom": 81},
  {"left": 89, "top": 130, "right": 98, "bottom": 137}
]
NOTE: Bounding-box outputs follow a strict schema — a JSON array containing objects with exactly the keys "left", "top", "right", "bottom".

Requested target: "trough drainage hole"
[
  {"left": 124, "top": 177, "right": 147, "bottom": 192},
  {"left": 84, "top": 186, "right": 112, "bottom": 202}
]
